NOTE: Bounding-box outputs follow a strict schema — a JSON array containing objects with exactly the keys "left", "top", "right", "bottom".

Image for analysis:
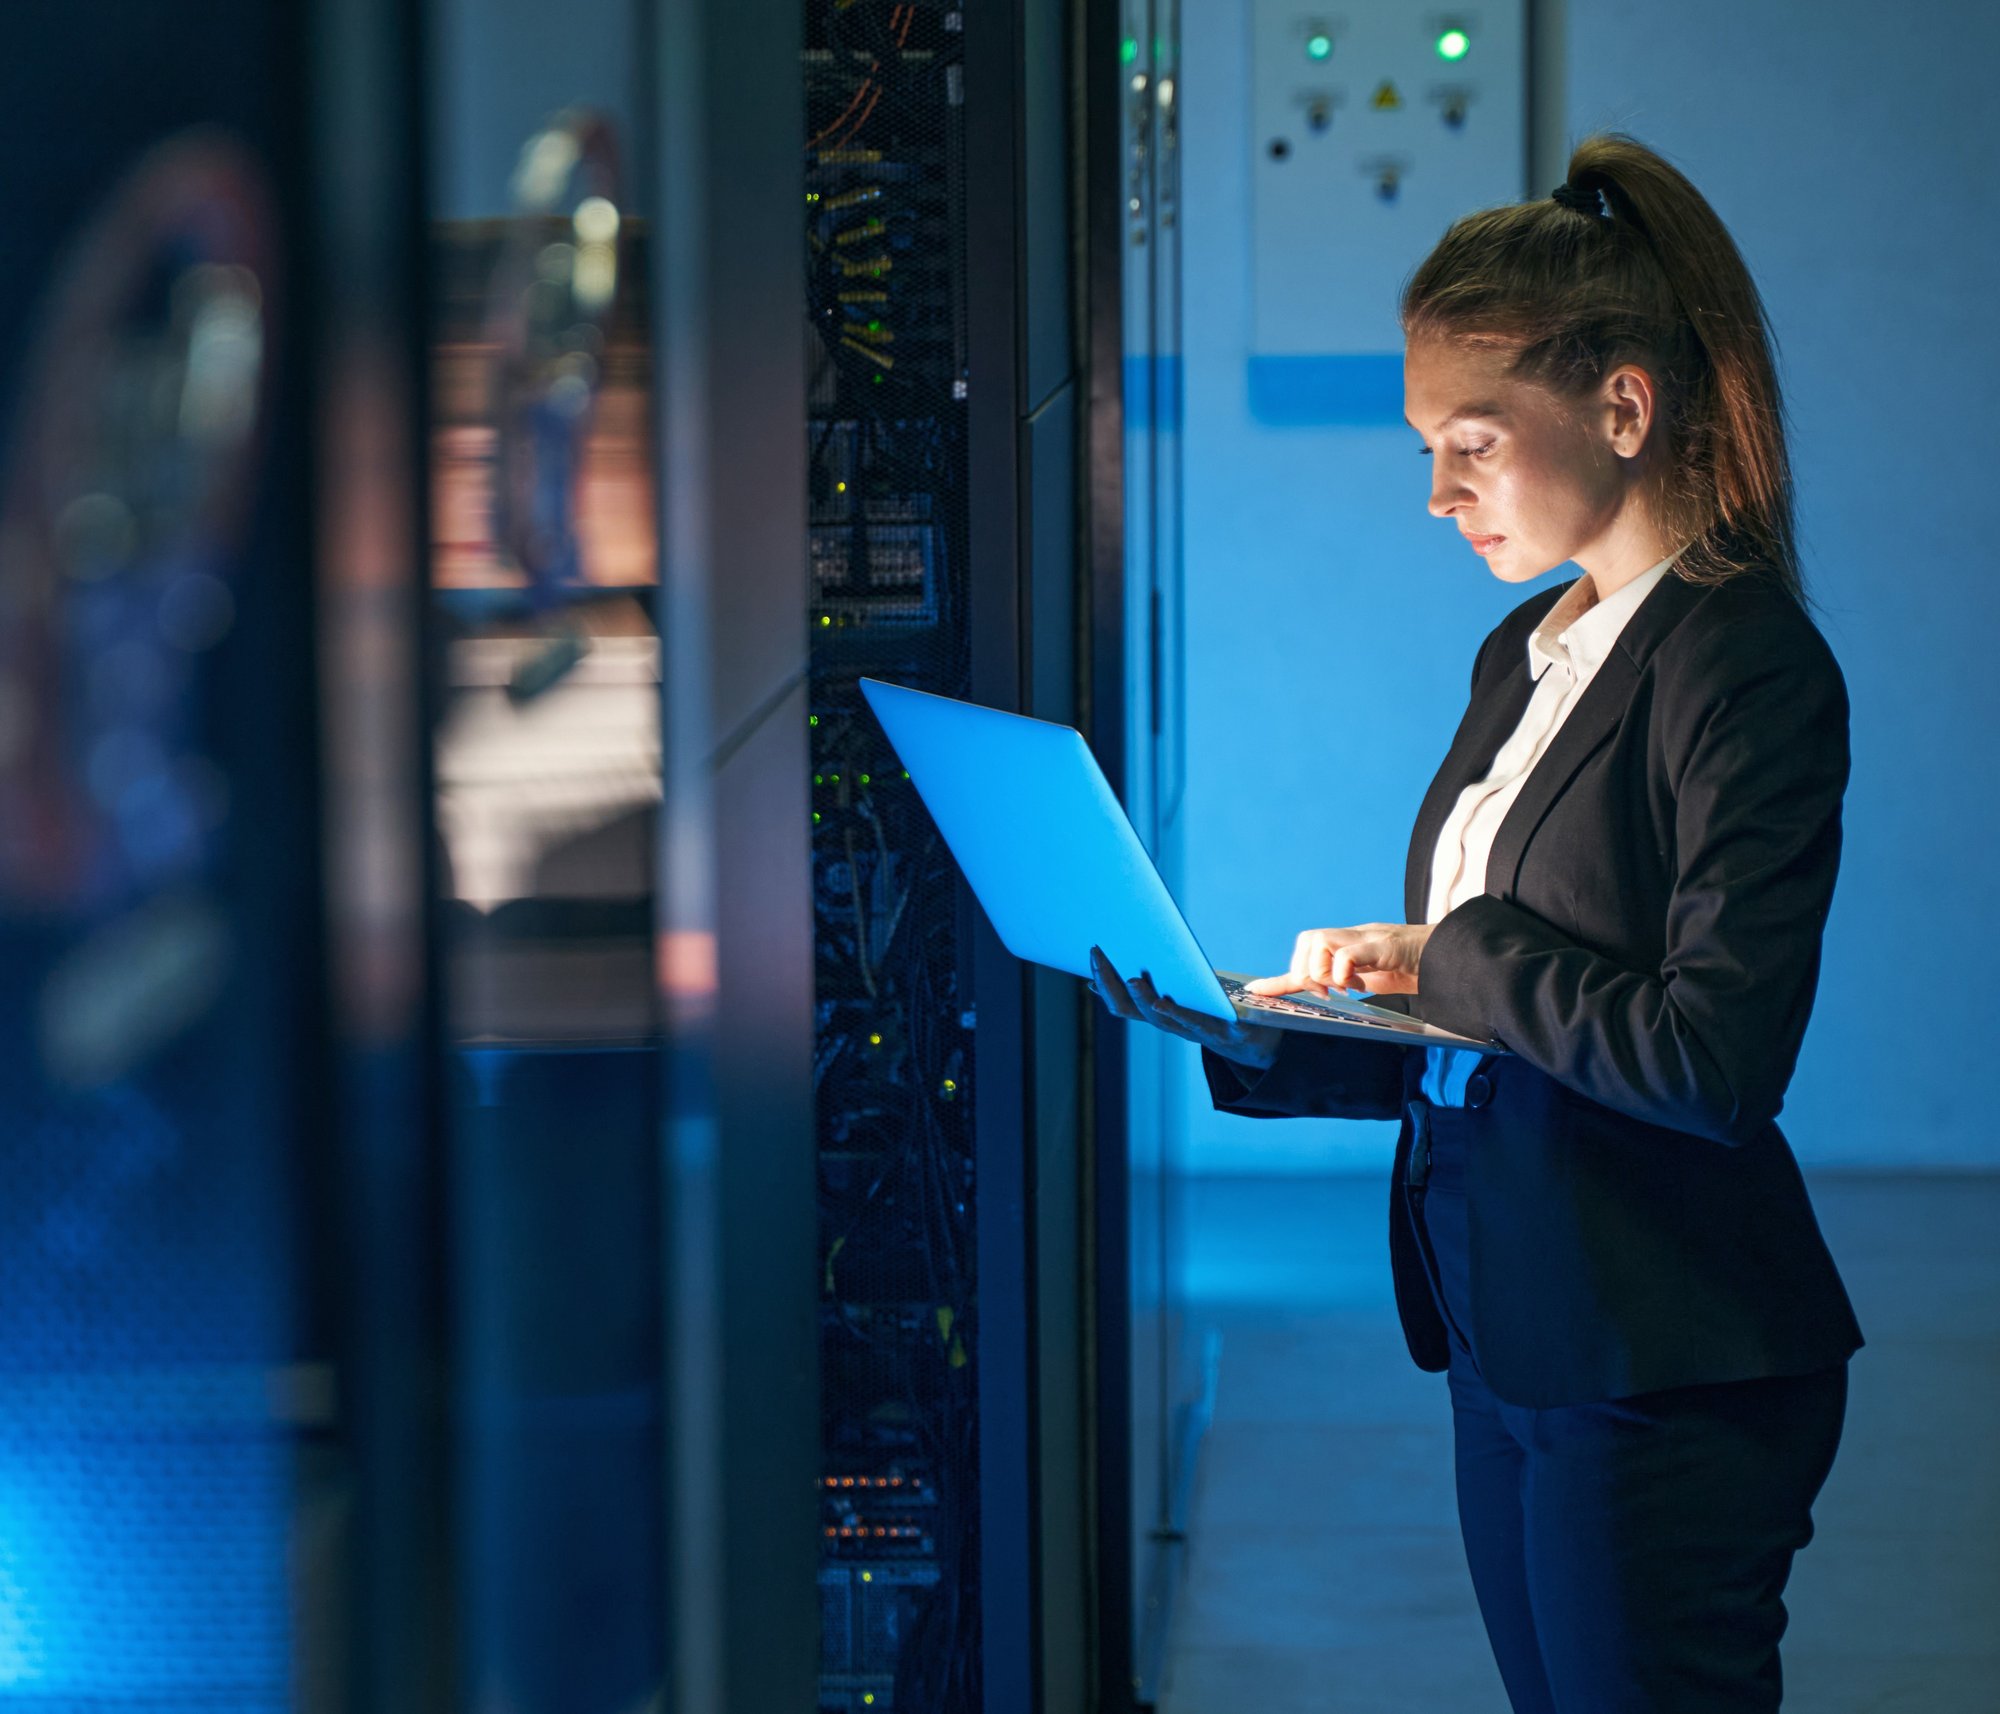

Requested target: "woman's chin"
[{"left": 1489, "top": 547, "right": 1557, "bottom": 584}]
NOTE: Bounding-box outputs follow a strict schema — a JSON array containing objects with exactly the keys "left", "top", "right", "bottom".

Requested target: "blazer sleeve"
[
  {"left": 1200, "top": 1012, "right": 1414, "bottom": 1120},
  {"left": 1413, "top": 609, "right": 1849, "bottom": 1146}
]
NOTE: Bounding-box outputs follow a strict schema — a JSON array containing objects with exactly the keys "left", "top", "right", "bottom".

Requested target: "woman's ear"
[{"left": 1601, "top": 363, "right": 1658, "bottom": 461}]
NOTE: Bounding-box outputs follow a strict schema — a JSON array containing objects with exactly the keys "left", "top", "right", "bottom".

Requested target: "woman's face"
[{"left": 1403, "top": 336, "right": 1653, "bottom": 586}]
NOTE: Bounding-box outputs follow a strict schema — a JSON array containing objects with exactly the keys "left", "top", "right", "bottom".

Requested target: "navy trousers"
[{"left": 1407, "top": 1115, "right": 1847, "bottom": 1713}]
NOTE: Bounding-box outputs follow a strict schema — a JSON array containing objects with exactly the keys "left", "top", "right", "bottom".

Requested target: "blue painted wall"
[
  {"left": 1175, "top": 0, "right": 2000, "bottom": 1169},
  {"left": 430, "top": 0, "right": 639, "bottom": 221}
]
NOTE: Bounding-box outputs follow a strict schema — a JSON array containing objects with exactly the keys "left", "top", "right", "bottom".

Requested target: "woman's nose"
[{"left": 1428, "top": 466, "right": 1470, "bottom": 518}]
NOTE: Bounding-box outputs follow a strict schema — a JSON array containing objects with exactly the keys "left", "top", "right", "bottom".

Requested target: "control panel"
[{"left": 1251, "top": 2, "right": 1527, "bottom": 358}]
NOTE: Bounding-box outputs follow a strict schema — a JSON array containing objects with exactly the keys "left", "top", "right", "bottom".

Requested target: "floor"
[{"left": 1159, "top": 1174, "right": 2000, "bottom": 1714}]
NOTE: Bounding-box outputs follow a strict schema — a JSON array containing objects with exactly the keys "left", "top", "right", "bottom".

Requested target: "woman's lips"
[{"left": 1465, "top": 533, "right": 1505, "bottom": 554}]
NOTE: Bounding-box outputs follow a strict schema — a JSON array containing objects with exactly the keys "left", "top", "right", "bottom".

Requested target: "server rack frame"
[
  {"left": 962, "top": 0, "right": 1103, "bottom": 1707},
  {"left": 304, "top": 0, "right": 458, "bottom": 1701}
]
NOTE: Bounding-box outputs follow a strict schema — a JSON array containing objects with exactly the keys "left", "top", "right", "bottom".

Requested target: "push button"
[{"left": 1464, "top": 1071, "right": 1494, "bottom": 1109}]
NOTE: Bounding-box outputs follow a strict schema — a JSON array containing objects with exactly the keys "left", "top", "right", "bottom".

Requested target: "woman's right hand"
[{"left": 1088, "top": 946, "right": 1284, "bottom": 1072}]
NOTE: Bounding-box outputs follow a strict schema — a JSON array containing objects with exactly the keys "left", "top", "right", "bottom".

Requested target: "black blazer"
[{"left": 1204, "top": 570, "right": 1863, "bottom": 1408}]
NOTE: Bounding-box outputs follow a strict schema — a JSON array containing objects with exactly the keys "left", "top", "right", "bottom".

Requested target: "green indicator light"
[
  {"left": 813, "top": 812, "right": 822, "bottom": 824},
  {"left": 860, "top": 773, "right": 871, "bottom": 784},
  {"left": 1435, "top": 26, "right": 1470, "bottom": 60},
  {"left": 814, "top": 773, "right": 824, "bottom": 785},
  {"left": 809, "top": 714, "right": 819, "bottom": 726},
  {"left": 1121, "top": 36, "right": 1137, "bottom": 64},
  {"left": 1306, "top": 31, "right": 1332, "bottom": 60}
]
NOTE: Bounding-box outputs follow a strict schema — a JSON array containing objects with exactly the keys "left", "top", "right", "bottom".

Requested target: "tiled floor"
[{"left": 1161, "top": 1174, "right": 2000, "bottom": 1714}]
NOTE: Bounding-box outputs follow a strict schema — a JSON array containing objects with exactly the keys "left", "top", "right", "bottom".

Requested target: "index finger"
[{"left": 1242, "top": 971, "right": 1307, "bottom": 996}]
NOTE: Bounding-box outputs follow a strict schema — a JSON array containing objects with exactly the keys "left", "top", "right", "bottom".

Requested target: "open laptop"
[{"left": 859, "top": 678, "right": 1500, "bottom": 1052}]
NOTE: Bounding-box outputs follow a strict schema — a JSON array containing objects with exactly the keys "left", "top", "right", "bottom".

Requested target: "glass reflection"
[{"left": 426, "top": 95, "right": 666, "bottom": 1712}]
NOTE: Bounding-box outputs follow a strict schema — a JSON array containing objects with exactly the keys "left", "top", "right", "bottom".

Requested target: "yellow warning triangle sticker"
[{"left": 1372, "top": 80, "right": 1402, "bottom": 111}]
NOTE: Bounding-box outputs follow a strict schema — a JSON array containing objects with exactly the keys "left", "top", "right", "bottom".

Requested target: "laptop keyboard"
[{"left": 1218, "top": 974, "right": 1408, "bottom": 1030}]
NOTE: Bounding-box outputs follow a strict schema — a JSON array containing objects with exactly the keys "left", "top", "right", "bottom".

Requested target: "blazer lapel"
[
  {"left": 1477, "top": 646, "right": 1634, "bottom": 905},
  {"left": 1405, "top": 571, "right": 1704, "bottom": 920},
  {"left": 1404, "top": 659, "right": 1536, "bottom": 921},
  {"left": 1481, "top": 571, "right": 1703, "bottom": 903}
]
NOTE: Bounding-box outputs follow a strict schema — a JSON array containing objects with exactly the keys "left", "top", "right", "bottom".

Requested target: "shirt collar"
[{"left": 1526, "top": 549, "right": 1682, "bottom": 682}]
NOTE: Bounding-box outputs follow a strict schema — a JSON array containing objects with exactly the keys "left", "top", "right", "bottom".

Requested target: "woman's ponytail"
[{"left": 1402, "top": 133, "right": 1802, "bottom": 601}]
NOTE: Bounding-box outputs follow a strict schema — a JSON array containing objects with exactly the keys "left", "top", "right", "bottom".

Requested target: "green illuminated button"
[
  {"left": 1306, "top": 29, "right": 1332, "bottom": 59},
  {"left": 1435, "top": 26, "right": 1470, "bottom": 60}
]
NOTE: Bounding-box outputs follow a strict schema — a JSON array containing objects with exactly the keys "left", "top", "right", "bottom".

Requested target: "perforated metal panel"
[{"left": 0, "top": 12, "right": 307, "bottom": 1701}]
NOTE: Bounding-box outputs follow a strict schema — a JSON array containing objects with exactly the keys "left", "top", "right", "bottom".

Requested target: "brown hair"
[{"left": 1400, "top": 133, "right": 1803, "bottom": 603}]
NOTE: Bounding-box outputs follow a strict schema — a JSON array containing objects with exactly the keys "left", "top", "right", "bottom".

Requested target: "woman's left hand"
[
  {"left": 1089, "top": 946, "right": 1285, "bottom": 1071},
  {"left": 1243, "top": 923, "right": 1435, "bottom": 999}
]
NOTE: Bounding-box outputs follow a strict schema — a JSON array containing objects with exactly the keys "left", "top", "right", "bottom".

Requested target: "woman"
[{"left": 1090, "top": 134, "right": 1860, "bottom": 1712}]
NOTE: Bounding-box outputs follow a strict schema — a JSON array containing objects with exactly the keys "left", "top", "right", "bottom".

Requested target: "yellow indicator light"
[
  {"left": 1436, "top": 26, "right": 1470, "bottom": 60},
  {"left": 869, "top": 1032, "right": 883, "bottom": 1046},
  {"left": 836, "top": 480, "right": 847, "bottom": 492},
  {"left": 820, "top": 614, "right": 832, "bottom": 627},
  {"left": 942, "top": 1077, "right": 958, "bottom": 1092},
  {"left": 862, "top": 1571, "right": 874, "bottom": 1583}
]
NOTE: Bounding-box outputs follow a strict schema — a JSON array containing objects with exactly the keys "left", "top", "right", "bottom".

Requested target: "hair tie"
[{"left": 1550, "top": 181, "right": 1606, "bottom": 218}]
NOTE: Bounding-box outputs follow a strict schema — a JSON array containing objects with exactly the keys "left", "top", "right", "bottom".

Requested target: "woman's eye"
[{"left": 1465, "top": 441, "right": 1495, "bottom": 458}]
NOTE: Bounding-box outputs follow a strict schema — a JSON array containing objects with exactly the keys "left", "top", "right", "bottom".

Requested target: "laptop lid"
[{"left": 858, "top": 678, "right": 1238, "bottom": 1022}]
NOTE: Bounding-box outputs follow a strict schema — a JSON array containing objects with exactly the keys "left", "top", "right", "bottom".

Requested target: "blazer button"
[{"left": 1465, "top": 1072, "right": 1494, "bottom": 1109}]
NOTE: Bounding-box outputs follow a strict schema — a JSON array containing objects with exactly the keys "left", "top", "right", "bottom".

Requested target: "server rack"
[
  {"left": 802, "top": 7, "right": 978, "bottom": 1709},
  {"left": 799, "top": 0, "right": 1118, "bottom": 1708},
  {"left": 1, "top": 2, "right": 1138, "bottom": 1708}
]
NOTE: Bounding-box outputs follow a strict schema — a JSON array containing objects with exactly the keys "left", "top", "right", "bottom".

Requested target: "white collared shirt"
[{"left": 1420, "top": 550, "right": 1682, "bottom": 1104}]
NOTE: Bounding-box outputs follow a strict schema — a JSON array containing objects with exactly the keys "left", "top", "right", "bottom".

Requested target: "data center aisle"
[{"left": 1160, "top": 1173, "right": 2000, "bottom": 1714}]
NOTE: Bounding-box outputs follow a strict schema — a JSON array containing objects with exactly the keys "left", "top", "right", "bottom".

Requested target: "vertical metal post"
[
  {"left": 305, "top": 0, "right": 455, "bottom": 1705},
  {"left": 1079, "top": 0, "right": 1138, "bottom": 1695},
  {"left": 647, "top": 0, "right": 819, "bottom": 1708}
]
